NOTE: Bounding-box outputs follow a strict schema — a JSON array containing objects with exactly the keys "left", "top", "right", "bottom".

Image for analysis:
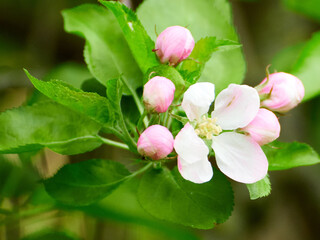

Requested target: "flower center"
[{"left": 194, "top": 116, "right": 222, "bottom": 140}]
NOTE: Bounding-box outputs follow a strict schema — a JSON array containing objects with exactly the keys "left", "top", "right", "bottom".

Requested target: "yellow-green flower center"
[{"left": 194, "top": 116, "right": 222, "bottom": 140}]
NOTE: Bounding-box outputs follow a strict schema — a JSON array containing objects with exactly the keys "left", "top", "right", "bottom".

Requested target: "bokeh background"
[{"left": 0, "top": 0, "right": 319, "bottom": 239}]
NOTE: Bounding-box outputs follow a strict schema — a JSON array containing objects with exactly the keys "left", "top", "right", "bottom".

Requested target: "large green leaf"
[
  {"left": 138, "top": 167, "right": 234, "bottom": 229},
  {"left": 178, "top": 37, "right": 241, "bottom": 85},
  {"left": 0, "top": 102, "right": 102, "bottom": 155},
  {"left": 44, "top": 159, "right": 130, "bottom": 206},
  {"left": 246, "top": 175, "right": 271, "bottom": 200},
  {"left": 101, "top": 1, "right": 159, "bottom": 73},
  {"left": 282, "top": 0, "right": 320, "bottom": 22},
  {"left": 291, "top": 32, "right": 320, "bottom": 101},
  {"left": 25, "top": 69, "right": 112, "bottom": 126},
  {"left": 43, "top": 62, "right": 92, "bottom": 89},
  {"left": 137, "top": 0, "right": 246, "bottom": 94},
  {"left": 263, "top": 141, "right": 320, "bottom": 171},
  {"left": 62, "top": 4, "right": 142, "bottom": 94}
]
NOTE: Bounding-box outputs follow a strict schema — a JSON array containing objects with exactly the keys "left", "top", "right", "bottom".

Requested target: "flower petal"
[
  {"left": 178, "top": 156, "right": 213, "bottom": 184},
  {"left": 212, "top": 84, "right": 260, "bottom": 130},
  {"left": 181, "top": 82, "right": 215, "bottom": 121},
  {"left": 174, "top": 123, "right": 209, "bottom": 164},
  {"left": 211, "top": 132, "right": 268, "bottom": 184}
]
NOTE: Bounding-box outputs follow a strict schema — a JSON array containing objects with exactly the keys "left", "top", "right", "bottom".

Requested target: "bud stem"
[{"left": 98, "top": 136, "right": 130, "bottom": 150}]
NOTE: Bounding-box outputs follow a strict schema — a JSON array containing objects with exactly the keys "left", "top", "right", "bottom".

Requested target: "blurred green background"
[{"left": 0, "top": 0, "right": 319, "bottom": 239}]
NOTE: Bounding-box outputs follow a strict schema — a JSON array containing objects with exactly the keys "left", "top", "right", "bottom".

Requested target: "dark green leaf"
[
  {"left": 22, "top": 230, "right": 80, "bottom": 240},
  {"left": 25, "top": 69, "right": 112, "bottom": 126},
  {"left": 101, "top": 1, "right": 159, "bottom": 73},
  {"left": 138, "top": 167, "right": 234, "bottom": 229},
  {"left": 62, "top": 4, "right": 142, "bottom": 94},
  {"left": 246, "top": 175, "right": 271, "bottom": 200},
  {"left": 137, "top": 0, "right": 246, "bottom": 94},
  {"left": 0, "top": 101, "right": 102, "bottom": 155},
  {"left": 44, "top": 159, "right": 131, "bottom": 206},
  {"left": 263, "top": 141, "right": 320, "bottom": 171},
  {"left": 145, "top": 65, "right": 185, "bottom": 100},
  {"left": 178, "top": 37, "right": 241, "bottom": 84},
  {"left": 291, "top": 32, "right": 320, "bottom": 101}
]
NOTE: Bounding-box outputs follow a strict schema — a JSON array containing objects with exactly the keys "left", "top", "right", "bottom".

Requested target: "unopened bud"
[
  {"left": 155, "top": 26, "right": 195, "bottom": 65},
  {"left": 241, "top": 108, "right": 280, "bottom": 146},
  {"left": 256, "top": 72, "right": 305, "bottom": 113},
  {"left": 137, "top": 125, "right": 174, "bottom": 160},
  {"left": 143, "top": 76, "right": 175, "bottom": 113}
]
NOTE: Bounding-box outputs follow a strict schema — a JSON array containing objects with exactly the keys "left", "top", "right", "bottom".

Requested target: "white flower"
[{"left": 174, "top": 83, "right": 268, "bottom": 184}]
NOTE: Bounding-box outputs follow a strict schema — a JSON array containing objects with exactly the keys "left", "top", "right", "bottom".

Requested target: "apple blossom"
[
  {"left": 137, "top": 125, "right": 174, "bottom": 160},
  {"left": 241, "top": 108, "right": 280, "bottom": 146},
  {"left": 155, "top": 26, "right": 195, "bottom": 65},
  {"left": 174, "top": 83, "right": 268, "bottom": 184},
  {"left": 256, "top": 72, "right": 305, "bottom": 113},
  {"left": 143, "top": 76, "right": 175, "bottom": 113}
]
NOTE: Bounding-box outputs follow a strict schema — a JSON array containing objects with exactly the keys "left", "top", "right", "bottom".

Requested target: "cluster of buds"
[
  {"left": 136, "top": 25, "right": 305, "bottom": 182},
  {"left": 138, "top": 26, "right": 194, "bottom": 160},
  {"left": 241, "top": 71, "right": 305, "bottom": 146}
]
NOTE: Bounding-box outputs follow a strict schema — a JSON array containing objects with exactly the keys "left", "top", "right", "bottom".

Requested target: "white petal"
[
  {"left": 181, "top": 82, "right": 215, "bottom": 121},
  {"left": 212, "top": 84, "right": 260, "bottom": 130},
  {"left": 178, "top": 156, "right": 213, "bottom": 184},
  {"left": 211, "top": 132, "right": 268, "bottom": 184},
  {"left": 174, "top": 123, "right": 209, "bottom": 164}
]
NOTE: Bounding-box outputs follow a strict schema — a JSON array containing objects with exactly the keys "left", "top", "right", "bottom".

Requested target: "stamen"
[{"left": 195, "top": 116, "right": 222, "bottom": 139}]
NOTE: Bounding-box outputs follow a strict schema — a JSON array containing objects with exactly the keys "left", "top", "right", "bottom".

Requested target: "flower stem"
[
  {"left": 98, "top": 136, "right": 130, "bottom": 150},
  {"left": 126, "top": 162, "right": 153, "bottom": 179}
]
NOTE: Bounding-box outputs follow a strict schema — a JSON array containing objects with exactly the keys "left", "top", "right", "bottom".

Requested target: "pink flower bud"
[
  {"left": 143, "top": 76, "right": 175, "bottom": 113},
  {"left": 256, "top": 72, "right": 305, "bottom": 113},
  {"left": 241, "top": 108, "right": 280, "bottom": 146},
  {"left": 137, "top": 125, "right": 174, "bottom": 160},
  {"left": 155, "top": 26, "right": 195, "bottom": 65}
]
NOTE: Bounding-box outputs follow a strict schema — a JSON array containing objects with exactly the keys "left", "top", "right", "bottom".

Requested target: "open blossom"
[
  {"left": 241, "top": 108, "right": 280, "bottom": 146},
  {"left": 143, "top": 76, "right": 175, "bottom": 113},
  {"left": 174, "top": 83, "right": 268, "bottom": 184},
  {"left": 137, "top": 125, "right": 174, "bottom": 160},
  {"left": 155, "top": 26, "right": 195, "bottom": 65},
  {"left": 256, "top": 72, "right": 305, "bottom": 113}
]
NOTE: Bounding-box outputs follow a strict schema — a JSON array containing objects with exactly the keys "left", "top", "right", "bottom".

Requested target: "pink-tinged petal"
[
  {"left": 211, "top": 132, "right": 268, "bottom": 184},
  {"left": 155, "top": 26, "right": 195, "bottom": 65},
  {"left": 137, "top": 125, "right": 174, "bottom": 160},
  {"left": 174, "top": 123, "right": 209, "bottom": 164},
  {"left": 257, "top": 72, "right": 305, "bottom": 113},
  {"left": 241, "top": 108, "right": 281, "bottom": 145},
  {"left": 143, "top": 76, "right": 175, "bottom": 113},
  {"left": 178, "top": 156, "right": 213, "bottom": 183},
  {"left": 181, "top": 82, "right": 215, "bottom": 121},
  {"left": 212, "top": 84, "right": 260, "bottom": 130}
]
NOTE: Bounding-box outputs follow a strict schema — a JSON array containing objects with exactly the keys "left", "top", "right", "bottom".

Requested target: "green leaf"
[
  {"left": 263, "top": 141, "right": 320, "bottom": 171},
  {"left": 138, "top": 167, "right": 234, "bottom": 229},
  {"left": 178, "top": 37, "right": 241, "bottom": 84},
  {"left": 144, "top": 65, "right": 185, "bottom": 100},
  {"left": 291, "top": 32, "right": 320, "bottom": 101},
  {"left": 22, "top": 230, "right": 80, "bottom": 240},
  {"left": 281, "top": 0, "right": 320, "bottom": 22},
  {"left": 137, "top": 0, "right": 246, "bottom": 94},
  {"left": 44, "top": 159, "right": 131, "bottom": 206},
  {"left": 101, "top": 1, "right": 159, "bottom": 73},
  {"left": 62, "top": 4, "right": 142, "bottom": 94},
  {"left": 0, "top": 101, "right": 102, "bottom": 155},
  {"left": 25, "top": 69, "right": 112, "bottom": 126},
  {"left": 246, "top": 175, "right": 271, "bottom": 200},
  {"left": 43, "top": 62, "right": 92, "bottom": 89}
]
